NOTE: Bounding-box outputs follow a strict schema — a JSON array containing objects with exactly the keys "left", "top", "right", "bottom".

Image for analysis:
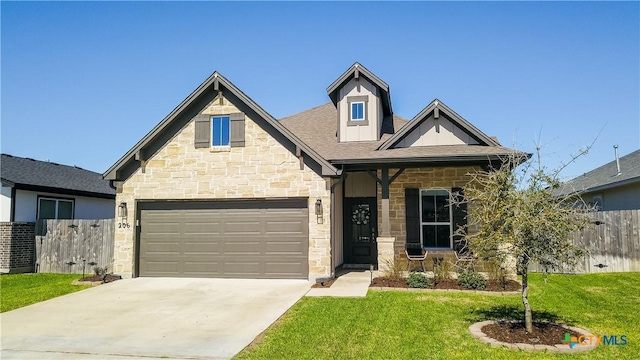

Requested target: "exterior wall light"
[
  {"left": 315, "top": 199, "right": 323, "bottom": 224},
  {"left": 118, "top": 202, "right": 128, "bottom": 220}
]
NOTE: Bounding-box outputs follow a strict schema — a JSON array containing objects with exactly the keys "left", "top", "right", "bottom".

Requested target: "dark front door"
[{"left": 344, "top": 197, "right": 378, "bottom": 266}]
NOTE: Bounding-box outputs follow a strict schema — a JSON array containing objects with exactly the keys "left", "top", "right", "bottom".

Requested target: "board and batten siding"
[
  {"left": 395, "top": 113, "right": 480, "bottom": 148},
  {"left": 337, "top": 77, "right": 382, "bottom": 142},
  {"left": 114, "top": 94, "right": 331, "bottom": 281}
]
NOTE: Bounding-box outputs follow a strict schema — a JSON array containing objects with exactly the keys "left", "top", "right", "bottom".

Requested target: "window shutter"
[
  {"left": 229, "top": 112, "right": 245, "bottom": 147},
  {"left": 405, "top": 188, "right": 420, "bottom": 244},
  {"left": 451, "top": 187, "right": 467, "bottom": 252},
  {"left": 194, "top": 114, "right": 211, "bottom": 148}
]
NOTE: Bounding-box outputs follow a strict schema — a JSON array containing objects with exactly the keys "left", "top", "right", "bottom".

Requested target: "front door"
[{"left": 344, "top": 197, "right": 378, "bottom": 267}]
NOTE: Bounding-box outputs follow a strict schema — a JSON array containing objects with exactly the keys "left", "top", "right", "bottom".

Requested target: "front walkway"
[{"left": 306, "top": 269, "right": 373, "bottom": 297}]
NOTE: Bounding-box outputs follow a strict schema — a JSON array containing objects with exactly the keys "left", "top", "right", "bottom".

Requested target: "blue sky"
[{"left": 2, "top": 2, "right": 638, "bottom": 180}]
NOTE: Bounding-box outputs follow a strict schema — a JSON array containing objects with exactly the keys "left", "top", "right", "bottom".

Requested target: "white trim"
[
  {"left": 210, "top": 115, "right": 231, "bottom": 147},
  {"left": 350, "top": 101, "right": 365, "bottom": 121},
  {"left": 419, "top": 188, "right": 453, "bottom": 249}
]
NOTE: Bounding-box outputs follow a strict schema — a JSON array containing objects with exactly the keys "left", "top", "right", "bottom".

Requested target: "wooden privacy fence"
[
  {"left": 530, "top": 210, "right": 640, "bottom": 273},
  {"left": 35, "top": 219, "right": 114, "bottom": 274}
]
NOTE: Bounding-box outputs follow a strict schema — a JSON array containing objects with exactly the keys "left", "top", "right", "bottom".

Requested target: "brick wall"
[{"left": 0, "top": 222, "right": 36, "bottom": 273}]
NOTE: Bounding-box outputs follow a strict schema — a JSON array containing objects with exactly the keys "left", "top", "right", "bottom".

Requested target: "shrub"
[
  {"left": 382, "top": 257, "right": 406, "bottom": 280},
  {"left": 458, "top": 269, "right": 486, "bottom": 290},
  {"left": 93, "top": 266, "right": 108, "bottom": 277},
  {"left": 433, "top": 259, "right": 454, "bottom": 284},
  {"left": 407, "top": 272, "right": 430, "bottom": 288}
]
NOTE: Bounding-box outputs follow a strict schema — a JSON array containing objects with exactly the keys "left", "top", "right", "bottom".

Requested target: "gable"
[
  {"left": 327, "top": 62, "right": 392, "bottom": 117},
  {"left": 394, "top": 111, "right": 480, "bottom": 147},
  {"left": 104, "top": 72, "right": 338, "bottom": 181},
  {"left": 379, "top": 99, "right": 500, "bottom": 150}
]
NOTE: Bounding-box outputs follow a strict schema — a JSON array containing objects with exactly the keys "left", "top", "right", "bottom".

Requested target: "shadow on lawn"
[{"left": 467, "top": 305, "right": 577, "bottom": 325}]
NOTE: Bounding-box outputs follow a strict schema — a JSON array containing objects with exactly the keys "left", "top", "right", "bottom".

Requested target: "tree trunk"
[{"left": 521, "top": 268, "right": 533, "bottom": 333}]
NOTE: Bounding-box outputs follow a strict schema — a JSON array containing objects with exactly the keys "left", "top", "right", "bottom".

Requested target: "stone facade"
[
  {"left": 0, "top": 222, "right": 36, "bottom": 273},
  {"left": 114, "top": 95, "right": 331, "bottom": 280},
  {"left": 376, "top": 166, "right": 481, "bottom": 260}
]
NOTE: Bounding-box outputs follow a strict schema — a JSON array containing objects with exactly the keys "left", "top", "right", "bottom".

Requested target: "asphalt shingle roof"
[
  {"left": 278, "top": 103, "right": 516, "bottom": 163},
  {"left": 1, "top": 154, "right": 115, "bottom": 197},
  {"left": 555, "top": 149, "right": 640, "bottom": 196}
]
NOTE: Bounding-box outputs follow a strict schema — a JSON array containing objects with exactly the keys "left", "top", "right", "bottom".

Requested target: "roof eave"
[
  {"left": 103, "top": 71, "right": 219, "bottom": 180},
  {"left": 326, "top": 63, "right": 392, "bottom": 116},
  {"left": 329, "top": 153, "right": 514, "bottom": 166},
  {"left": 378, "top": 99, "right": 501, "bottom": 151},
  {"left": 12, "top": 183, "right": 115, "bottom": 199},
  {"left": 104, "top": 72, "right": 339, "bottom": 180},
  {"left": 560, "top": 175, "right": 640, "bottom": 196}
]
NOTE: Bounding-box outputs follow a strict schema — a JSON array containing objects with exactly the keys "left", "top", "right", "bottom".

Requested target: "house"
[
  {"left": 1, "top": 154, "right": 116, "bottom": 222},
  {"left": 1, "top": 154, "right": 115, "bottom": 273},
  {"left": 555, "top": 148, "right": 640, "bottom": 211},
  {"left": 104, "top": 63, "right": 521, "bottom": 281}
]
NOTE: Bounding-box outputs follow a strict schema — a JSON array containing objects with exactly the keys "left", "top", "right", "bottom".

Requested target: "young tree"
[{"left": 459, "top": 153, "right": 590, "bottom": 333}]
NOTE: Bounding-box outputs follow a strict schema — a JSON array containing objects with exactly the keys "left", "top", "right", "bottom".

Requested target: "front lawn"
[
  {"left": 0, "top": 273, "right": 90, "bottom": 312},
  {"left": 236, "top": 273, "right": 639, "bottom": 359}
]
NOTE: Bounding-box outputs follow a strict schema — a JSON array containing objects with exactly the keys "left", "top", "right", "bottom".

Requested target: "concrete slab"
[
  {"left": 0, "top": 277, "right": 311, "bottom": 359},
  {"left": 306, "top": 270, "right": 372, "bottom": 297}
]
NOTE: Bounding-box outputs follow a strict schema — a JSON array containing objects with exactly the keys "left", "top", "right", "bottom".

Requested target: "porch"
[{"left": 330, "top": 166, "right": 483, "bottom": 274}]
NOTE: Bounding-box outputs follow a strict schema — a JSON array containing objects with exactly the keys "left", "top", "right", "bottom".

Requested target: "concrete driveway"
[{"left": 0, "top": 277, "right": 311, "bottom": 359}]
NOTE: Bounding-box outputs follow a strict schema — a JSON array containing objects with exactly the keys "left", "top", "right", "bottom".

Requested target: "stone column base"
[{"left": 377, "top": 237, "right": 396, "bottom": 273}]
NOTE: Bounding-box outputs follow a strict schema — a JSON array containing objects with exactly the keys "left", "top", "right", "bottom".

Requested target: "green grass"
[
  {"left": 0, "top": 273, "right": 91, "bottom": 312},
  {"left": 236, "top": 273, "right": 639, "bottom": 359}
]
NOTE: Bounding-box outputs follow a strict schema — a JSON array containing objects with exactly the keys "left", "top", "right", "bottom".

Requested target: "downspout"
[
  {"left": 330, "top": 170, "right": 345, "bottom": 278},
  {"left": 109, "top": 180, "right": 118, "bottom": 190}
]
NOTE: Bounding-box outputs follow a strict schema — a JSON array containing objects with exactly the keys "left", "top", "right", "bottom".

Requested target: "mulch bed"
[
  {"left": 482, "top": 321, "right": 582, "bottom": 346},
  {"left": 311, "top": 277, "right": 337, "bottom": 288},
  {"left": 371, "top": 277, "right": 408, "bottom": 288},
  {"left": 370, "top": 277, "right": 521, "bottom": 292},
  {"left": 78, "top": 274, "right": 122, "bottom": 283}
]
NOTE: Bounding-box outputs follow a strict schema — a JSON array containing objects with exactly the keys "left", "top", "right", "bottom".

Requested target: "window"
[
  {"left": 211, "top": 116, "right": 230, "bottom": 146},
  {"left": 351, "top": 102, "right": 365, "bottom": 121},
  {"left": 346, "top": 96, "right": 369, "bottom": 126},
  {"left": 420, "top": 189, "right": 452, "bottom": 248},
  {"left": 38, "top": 197, "right": 74, "bottom": 219}
]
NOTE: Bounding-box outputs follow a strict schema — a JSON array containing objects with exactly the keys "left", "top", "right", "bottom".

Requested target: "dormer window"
[
  {"left": 347, "top": 96, "right": 369, "bottom": 126},
  {"left": 351, "top": 102, "right": 364, "bottom": 121}
]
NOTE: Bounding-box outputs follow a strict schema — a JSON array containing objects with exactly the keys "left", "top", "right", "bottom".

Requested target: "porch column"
[{"left": 381, "top": 168, "right": 390, "bottom": 237}]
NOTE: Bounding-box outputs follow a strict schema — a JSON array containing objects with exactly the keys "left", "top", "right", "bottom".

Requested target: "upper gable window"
[
  {"left": 346, "top": 96, "right": 369, "bottom": 126},
  {"left": 212, "top": 116, "right": 230, "bottom": 146},
  {"left": 351, "top": 102, "right": 364, "bottom": 121}
]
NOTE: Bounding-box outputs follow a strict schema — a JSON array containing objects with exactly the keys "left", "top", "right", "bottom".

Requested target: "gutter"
[{"left": 330, "top": 154, "right": 524, "bottom": 165}]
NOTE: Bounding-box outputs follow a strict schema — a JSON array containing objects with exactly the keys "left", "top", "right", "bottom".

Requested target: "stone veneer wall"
[
  {"left": 114, "top": 96, "right": 331, "bottom": 280},
  {"left": 377, "top": 166, "right": 481, "bottom": 258},
  {"left": 0, "top": 222, "right": 36, "bottom": 273}
]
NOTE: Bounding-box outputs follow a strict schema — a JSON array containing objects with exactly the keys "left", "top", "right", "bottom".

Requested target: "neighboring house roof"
[
  {"left": 555, "top": 149, "right": 640, "bottom": 196},
  {"left": 1, "top": 154, "right": 115, "bottom": 199},
  {"left": 103, "top": 72, "right": 339, "bottom": 180},
  {"left": 279, "top": 103, "right": 518, "bottom": 166}
]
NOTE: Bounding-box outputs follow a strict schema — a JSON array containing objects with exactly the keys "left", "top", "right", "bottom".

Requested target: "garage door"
[{"left": 137, "top": 199, "right": 309, "bottom": 279}]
